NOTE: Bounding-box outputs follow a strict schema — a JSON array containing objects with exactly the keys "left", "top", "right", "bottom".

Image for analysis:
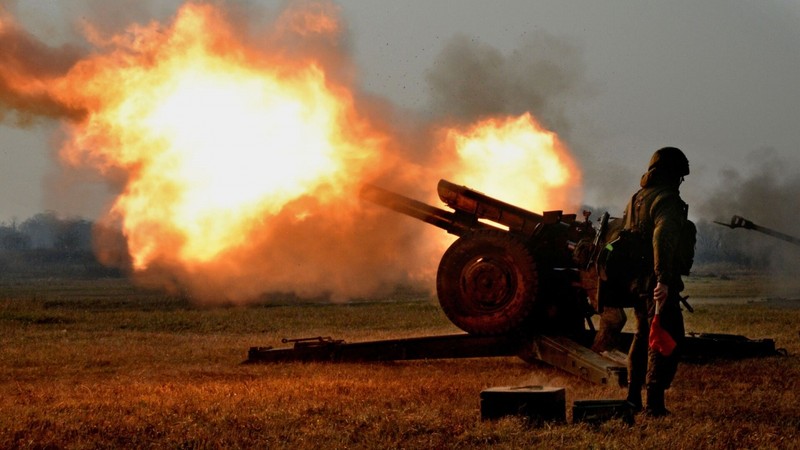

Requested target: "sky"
[{"left": 1, "top": 0, "right": 799, "bottom": 225}]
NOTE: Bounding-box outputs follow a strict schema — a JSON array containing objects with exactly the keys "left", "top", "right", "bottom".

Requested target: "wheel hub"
[{"left": 461, "top": 257, "right": 515, "bottom": 311}]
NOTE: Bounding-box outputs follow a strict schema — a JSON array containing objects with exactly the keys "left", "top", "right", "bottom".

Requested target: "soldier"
[{"left": 624, "top": 146, "right": 691, "bottom": 417}]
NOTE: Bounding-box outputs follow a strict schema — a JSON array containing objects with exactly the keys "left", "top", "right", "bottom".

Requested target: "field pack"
[
  {"left": 595, "top": 221, "right": 644, "bottom": 308},
  {"left": 594, "top": 190, "right": 696, "bottom": 309}
]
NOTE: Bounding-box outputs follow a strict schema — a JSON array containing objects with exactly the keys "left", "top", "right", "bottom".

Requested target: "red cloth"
[{"left": 649, "top": 314, "right": 676, "bottom": 356}]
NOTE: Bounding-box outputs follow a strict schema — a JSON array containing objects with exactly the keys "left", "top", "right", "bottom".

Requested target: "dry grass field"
[{"left": 1, "top": 271, "right": 799, "bottom": 449}]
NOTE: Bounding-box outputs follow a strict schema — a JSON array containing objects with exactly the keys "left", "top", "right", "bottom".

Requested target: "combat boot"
[{"left": 644, "top": 386, "right": 670, "bottom": 417}]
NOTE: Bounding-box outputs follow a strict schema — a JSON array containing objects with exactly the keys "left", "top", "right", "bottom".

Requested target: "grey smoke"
[
  {"left": 699, "top": 148, "right": 800, "bottom": 235},
  {"left": 695, "top": 148, "right": 800, "bottom": 272},
  {"left": 424, "top": 31, "right": 589, "bottom": 138}
]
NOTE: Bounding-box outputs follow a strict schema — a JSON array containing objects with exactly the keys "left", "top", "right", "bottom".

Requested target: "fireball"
[
  {"left": 444, "top": 113, "right": 582, "bottom": 213},
  {"left": 55, "top": 3, "right": 380, "bottom": 269},
  {"left": 0, "top": 1, "right": 583, "bottom": 302}
]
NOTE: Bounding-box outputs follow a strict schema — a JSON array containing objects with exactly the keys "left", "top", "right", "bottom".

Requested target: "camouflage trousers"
[{"left": 628, "top": 293, "right": 685, "bottom": 390}]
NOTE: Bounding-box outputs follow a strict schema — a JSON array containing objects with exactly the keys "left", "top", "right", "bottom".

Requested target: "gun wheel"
[{"left": 437, "top": 230, "right": 538, "bottom": 335}]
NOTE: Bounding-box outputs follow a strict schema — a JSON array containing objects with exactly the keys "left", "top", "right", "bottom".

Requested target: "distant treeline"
[
  {"left": 1, "top": 211, "right": 797, "bottom": 278},
  {"left": 0, "top": 212, "right": 121, "bottom": 278},
  {"left": 0, "top": 212, "right": 93, "bottom": 252}
]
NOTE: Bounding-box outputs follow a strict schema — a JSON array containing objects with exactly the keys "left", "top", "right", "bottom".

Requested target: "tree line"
[
  {"left": 0, "top": 212, "right": 121, "bottom": 278},
  {"left": 1, "top": 211, "right": 796, "bottom": 278},
  {"left": 0, "top": 212, "right": 93, "bottom": 252}
]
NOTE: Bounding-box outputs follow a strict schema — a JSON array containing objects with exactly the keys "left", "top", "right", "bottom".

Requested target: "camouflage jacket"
[{"left": 623, "top": 185, "right": 687, "bottom": 287}]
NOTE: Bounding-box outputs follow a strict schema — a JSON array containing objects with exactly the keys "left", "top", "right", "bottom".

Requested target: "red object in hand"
[{"left": 649, "top": 314, "right": 676, "bottom": 356}]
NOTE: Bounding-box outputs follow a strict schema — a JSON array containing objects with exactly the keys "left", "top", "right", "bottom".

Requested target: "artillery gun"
[
  {"left": 714, "top": 215, "right": 800, "bottom": 246},
  {"left": 360, "top": 180, "right": 597, "bottom": 337},
  {"left": 246, "top": 181, "right": 781, "bottom": 385}
]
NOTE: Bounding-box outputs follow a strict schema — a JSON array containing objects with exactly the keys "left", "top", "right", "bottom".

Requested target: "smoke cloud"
[
  {"left": 699, "top": 148, "right": 800, "bottom": 231},
  {"left": 0, "top": 9, "right": 85, "bottom": 124},
  {"left": 695, "top": 148, "right": 800, "bottom": 272},
  {"left": 425, "top": 31, "right": 589, "bottom": 138}
]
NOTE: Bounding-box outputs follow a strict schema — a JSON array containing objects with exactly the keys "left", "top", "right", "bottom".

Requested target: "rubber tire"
[{"left": 436, "top": 230, "right": 538, "bottom": 335}]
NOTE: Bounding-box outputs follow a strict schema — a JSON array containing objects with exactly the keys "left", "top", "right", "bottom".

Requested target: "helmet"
[{"left": 648, "top": 147, "right": 689, "bottom": 176}]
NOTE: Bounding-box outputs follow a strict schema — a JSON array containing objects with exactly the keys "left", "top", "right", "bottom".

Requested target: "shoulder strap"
[{"left": 623, "top": 190, "right": 641, "bottom": 231}]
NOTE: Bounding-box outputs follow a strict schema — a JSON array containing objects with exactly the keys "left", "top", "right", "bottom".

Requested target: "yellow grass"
[{"left": 1, "top": 272, "right": 798, "bottom": 449}]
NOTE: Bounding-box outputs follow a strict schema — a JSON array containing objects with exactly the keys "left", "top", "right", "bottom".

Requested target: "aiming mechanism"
[{"left": 247, "top": 181, "right": 781, "bottom": 385}]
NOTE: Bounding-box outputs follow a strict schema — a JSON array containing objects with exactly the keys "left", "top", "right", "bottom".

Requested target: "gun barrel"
[
  {"left": 437, "top": 179, "right": 566, "bottom": 237},
  {"left": 360, "top": 183, "right": 496, "bottom": 236},
  {"left": 719, "top": 215, "right": 800, "bottom": 246}
]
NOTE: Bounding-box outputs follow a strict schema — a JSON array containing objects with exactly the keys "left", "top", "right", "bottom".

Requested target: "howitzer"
[
  {"left": 246, "top": 182, "right": 782, "bottom": 386},
  {"left": 361, "top": 180, "right": 597, "bottom": 336},
  {"left": 714, "top": 215, "right": 800, "bottom": 246}
]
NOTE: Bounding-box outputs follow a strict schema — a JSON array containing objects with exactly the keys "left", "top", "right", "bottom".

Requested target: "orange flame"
[
  {"left": 55, "top": 4, "right": 381, "bottom": 269},
  {"left": 0, "top": 1, "right": 583, "bottom": 302},
  {"left": 443, "top": 113, "right": 582, "bottom": 213}
]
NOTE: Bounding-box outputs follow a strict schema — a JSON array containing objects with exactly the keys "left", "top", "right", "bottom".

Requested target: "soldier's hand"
[{"left": 654, "top": 282, "right": 669, "bottom": 305}]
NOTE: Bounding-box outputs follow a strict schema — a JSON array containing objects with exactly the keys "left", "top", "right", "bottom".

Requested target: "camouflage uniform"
[{"left": 624, "top": 147, "right": 690, "bottom": 416}]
